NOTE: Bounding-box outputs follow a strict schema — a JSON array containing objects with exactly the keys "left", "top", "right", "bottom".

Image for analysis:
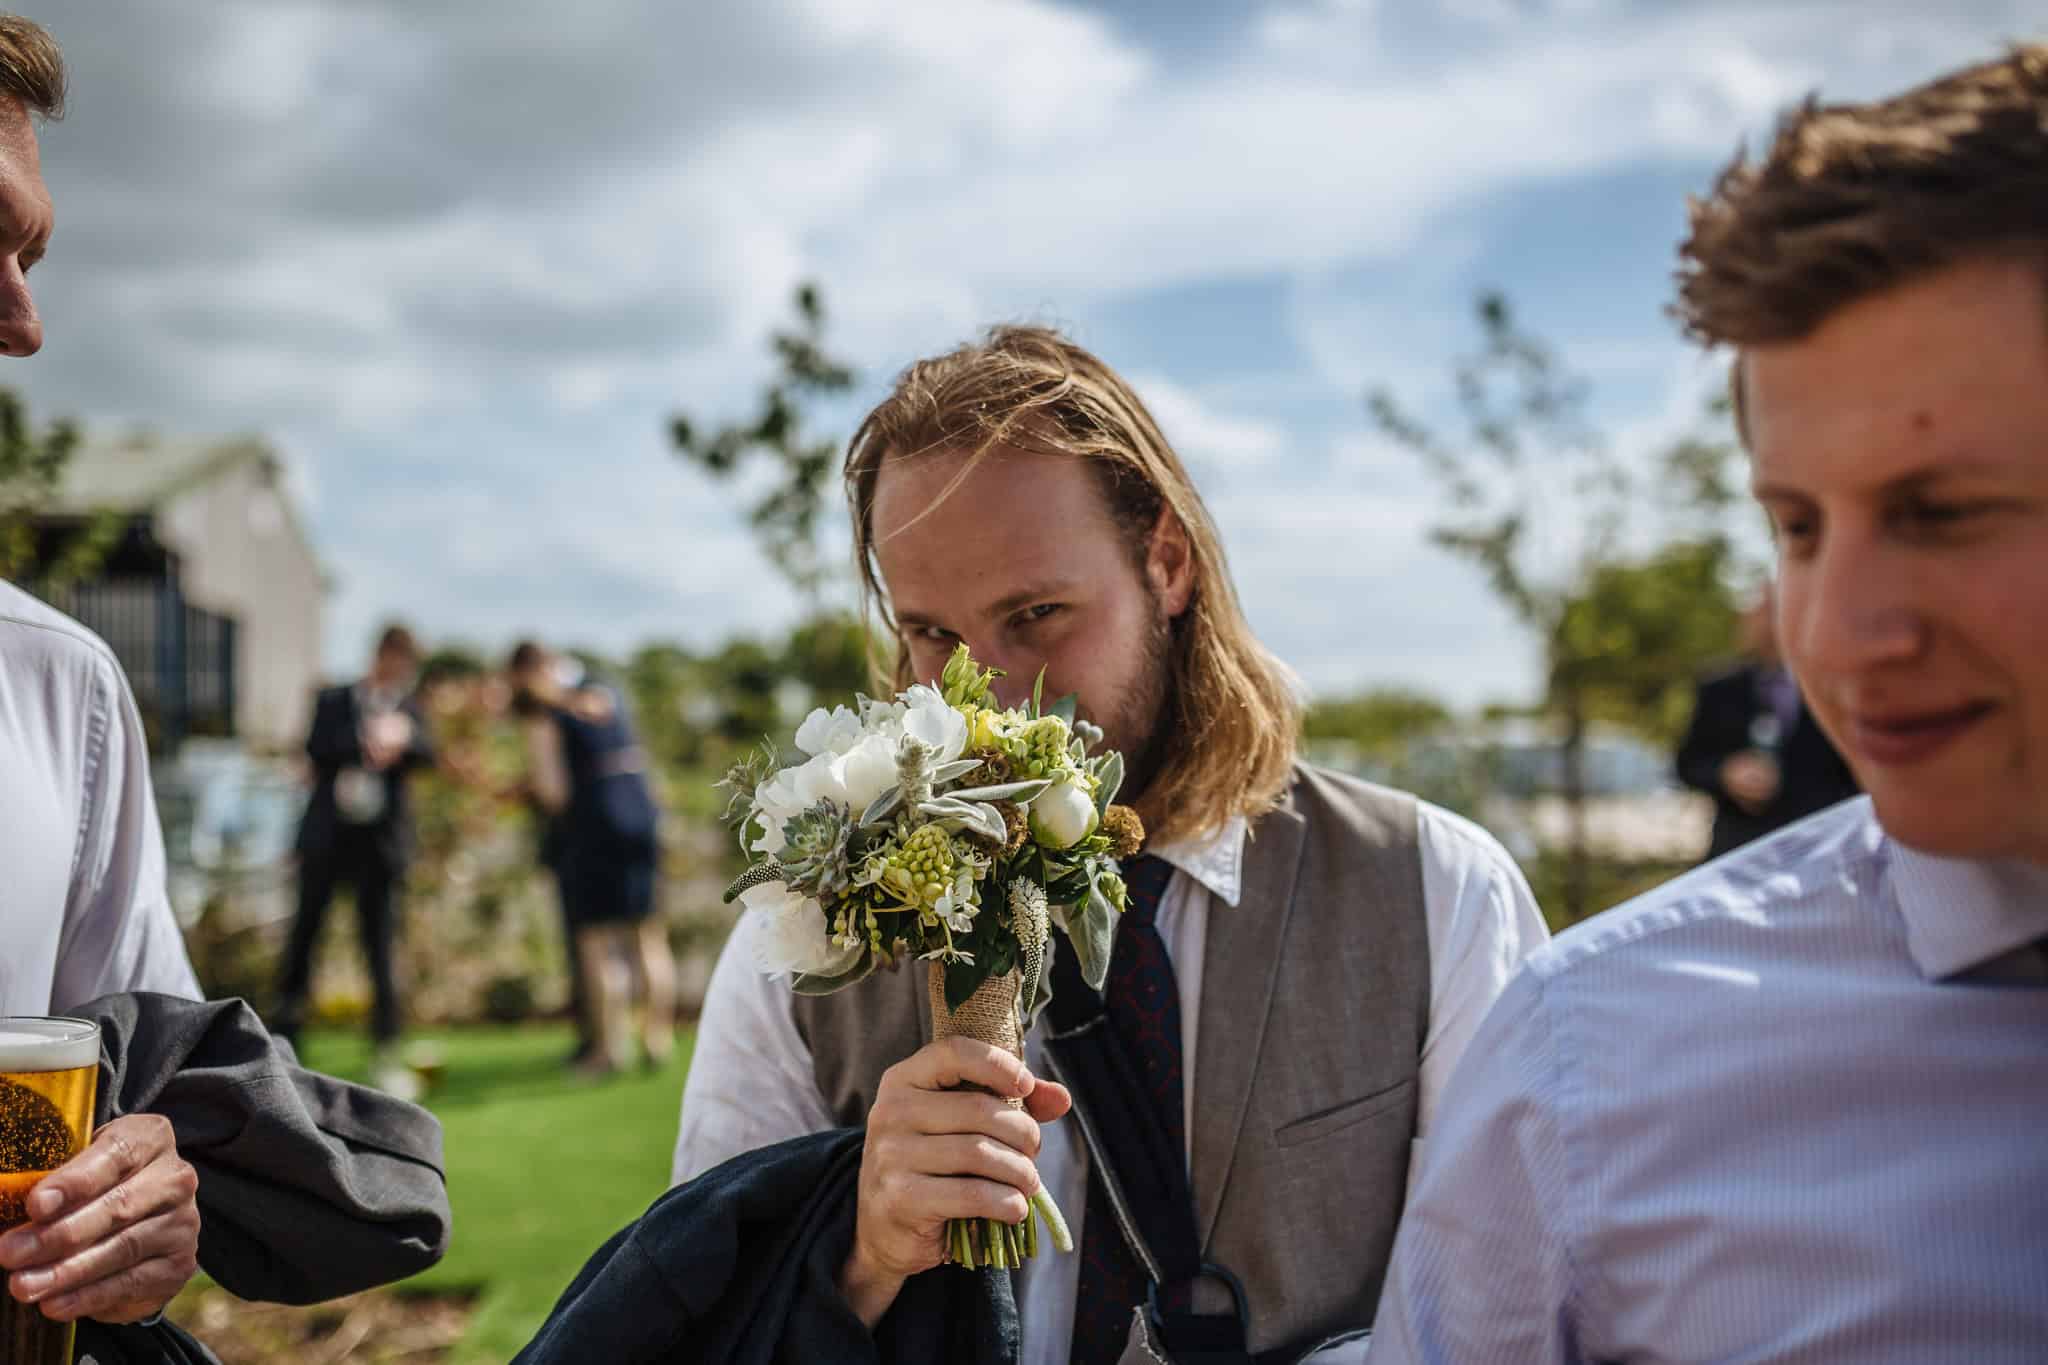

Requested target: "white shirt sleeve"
[
  {"left": 51, "top": 653, "right": 202, "bottom": 1011},
  {"left": 672, "top": 910, "right": 838, "bottom": 1185},
  {"left": 1413, "top": 802, "right": 1550, "bottom": 1138}
]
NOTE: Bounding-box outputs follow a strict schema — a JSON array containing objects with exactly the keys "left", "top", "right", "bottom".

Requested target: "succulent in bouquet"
[{"left": 719, "top": 645, "right": 1145, "bottom": 1270}]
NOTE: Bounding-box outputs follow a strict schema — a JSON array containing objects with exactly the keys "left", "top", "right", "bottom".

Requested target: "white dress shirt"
[
  {"left": 0, "top": 581, "right": 201, "bottom": 1014},
  {"left": 1370, "top": 797, "right": 2048, "bottom": 1362},
  {"left": 674, "top": 795, "right": 1548, "bottom": 1365}
]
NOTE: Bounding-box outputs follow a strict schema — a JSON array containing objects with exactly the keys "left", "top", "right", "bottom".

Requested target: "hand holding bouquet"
[{"left": 720, "top": 646, "right": 1144, "bottom": 1269}]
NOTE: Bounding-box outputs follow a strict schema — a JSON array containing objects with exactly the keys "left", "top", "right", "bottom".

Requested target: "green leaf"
[
  {"left": 1049, "top": 694, "right": 1078, "bottom": 725},
  {"left": 944, "top": 956, "right": 985, "bottom": 1011},
  {"left": 1031, "top": 667, "right": 1047, "bottom": 718},
  {"left": 945, "top": 778, "right": 1051, "bottom": 804},
  {"left": 918, "top": 797, "right": 1008, "bottom": 843},
  {"left": 860, "top": 787, "right": 904, "bottom": 828},
  {"left": 1092, "top": 752, "right": 1124, "bottom": 812},
  {"left": 1058, "top": 877, "right": 1117, "bottom": 993},
  {"left": 932, "top": 758, "right": 984, "bottom": 784}
]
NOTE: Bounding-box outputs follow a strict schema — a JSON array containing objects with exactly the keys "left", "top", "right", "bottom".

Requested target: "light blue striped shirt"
[{"left": 1370, "top": 797, "right": 2048, "bottom": 1362}]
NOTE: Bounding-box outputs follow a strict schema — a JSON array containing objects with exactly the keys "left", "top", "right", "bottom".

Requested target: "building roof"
[{"left": 48, "top": 431, "right": 276, "bottom": 514}]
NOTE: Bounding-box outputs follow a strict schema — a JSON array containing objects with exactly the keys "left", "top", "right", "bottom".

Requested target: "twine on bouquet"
[{"left": 927, "top": 961, "right": 1070, "bottom": 1269}]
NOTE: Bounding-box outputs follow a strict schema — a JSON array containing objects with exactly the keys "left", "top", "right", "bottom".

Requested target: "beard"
[{"left": 1087, "top": 603, "right": 1176, "bottom": 810}]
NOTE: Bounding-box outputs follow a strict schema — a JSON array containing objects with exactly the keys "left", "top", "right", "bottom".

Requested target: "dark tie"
[{"left": 1068, "top": 853, "right": 1187, "bottom": 1365}]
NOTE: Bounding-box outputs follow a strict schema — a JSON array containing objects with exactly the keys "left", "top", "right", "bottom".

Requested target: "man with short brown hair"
[
  {"left": 1371, "top": 44, "right": 2048, "bottom": 1362},
  {"left": 0, "top": 14, "right": 209, "bottom": 1331}
]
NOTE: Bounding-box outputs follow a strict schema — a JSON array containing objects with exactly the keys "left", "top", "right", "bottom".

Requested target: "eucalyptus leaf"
[
  {"left": 791, "top": 953, "right": 878, "bottom": 996},
  {"left": 1049, "top": 694, "right": 1079, "bottom": 726}
]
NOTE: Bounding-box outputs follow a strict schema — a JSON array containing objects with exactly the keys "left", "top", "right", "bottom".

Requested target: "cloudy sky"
[{"left": 14, "top": 0, "right": 2038, "bottom": 706}]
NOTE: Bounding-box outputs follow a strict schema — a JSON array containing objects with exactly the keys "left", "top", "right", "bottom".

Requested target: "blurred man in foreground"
[
  {"left": 1372, "top": 44, "right": 2048, "bottom": 1362},
  {"left": 0, "top": 18, "right": 451, "bottom": 1347}
]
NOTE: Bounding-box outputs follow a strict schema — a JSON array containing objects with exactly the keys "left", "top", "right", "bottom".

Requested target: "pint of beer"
[{"left": 0, "top": 1018, "right": 99, "bottom": 1365}]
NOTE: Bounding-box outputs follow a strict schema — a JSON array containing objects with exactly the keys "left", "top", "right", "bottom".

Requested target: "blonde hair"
[
  {"left": 845, "top": 325, "right": 1301, "bottom": 847},
  {"left": 0, "top": 16, "right": 63, "bottom": 119},
  {"left": 1678, "top": 42, "right": 2048, "bottom": 351}
]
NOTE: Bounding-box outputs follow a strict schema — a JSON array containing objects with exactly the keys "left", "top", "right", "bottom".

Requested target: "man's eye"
[
  {"left": 1016, "top": 604, "right": 1063, "bottom": 626},
  {"left": 912, "top": 625, "right": 956, "bottom": 644},
  {"left": 1769, "top": 514, "right": 1817, "bottom": 551},
  {"left": 1902, "top": 499, "right": 1985, "bottom": 531}
]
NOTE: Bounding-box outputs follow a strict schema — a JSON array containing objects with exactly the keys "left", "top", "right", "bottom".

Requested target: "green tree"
[
  {"left": 1368, "top": 293, "right": 1747, "bottom": 919},
  {"left": 0, "top": 387, "right": 80, "bottom": 581},
  {"left": 1302, "top": 687, "right": 1453, "bottom": 760},
  {"left": 671, "top": 284, "right": 856, "bottom": 600}
]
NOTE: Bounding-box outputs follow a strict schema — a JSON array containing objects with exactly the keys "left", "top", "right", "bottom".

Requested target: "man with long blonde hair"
[{"left": 675, "top": 326, "right": 1546, "bottom": 1363}]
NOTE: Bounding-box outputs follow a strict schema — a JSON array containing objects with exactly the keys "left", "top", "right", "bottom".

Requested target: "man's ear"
[{"left": 1145, "top": 507, "right": 1195, "bottom": 618}]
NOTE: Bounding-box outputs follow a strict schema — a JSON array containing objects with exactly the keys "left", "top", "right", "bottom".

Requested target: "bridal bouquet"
[{"left": 719, "top": 645, "right": 1144, "bottom": 1270}]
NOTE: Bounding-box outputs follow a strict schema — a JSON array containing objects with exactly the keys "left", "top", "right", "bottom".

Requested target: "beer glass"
[{"left": 0, "top": 1017, "right": 99, "bottom": 1365}]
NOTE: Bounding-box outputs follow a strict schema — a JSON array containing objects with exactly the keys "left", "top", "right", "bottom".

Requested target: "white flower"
[
  {"left": 749, "top": 769, "right": 805, "bottom": 856},
  {"left": 739, "top": 881, "right": 862, "bottom": 977},
  {"left": 838, "top": 732, "right": 901, "bottom": 812},
  {"left": 791, "top": 751, "right": 852, "bottom": 808},
  {"left": 1029, "top": 776, "right": 1099, "bottom": 849},
  {"left": 900, "top": 684, "right": 969, "bottom": 762},
  {"left": 795, "top": 705, "right": 866, "bottom": 757}
]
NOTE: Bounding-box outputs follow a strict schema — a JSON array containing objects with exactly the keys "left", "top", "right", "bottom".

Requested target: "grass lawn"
[{"left": 296, "top": 1023, "right": 695, "bottom": 1364}]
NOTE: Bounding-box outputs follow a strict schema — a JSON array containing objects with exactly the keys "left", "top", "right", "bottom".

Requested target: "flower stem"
[{"left": 1030, "top": 1186, "right": 1074, "bottom": 1254}]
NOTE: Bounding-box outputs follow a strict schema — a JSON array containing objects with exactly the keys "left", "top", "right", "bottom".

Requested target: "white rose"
[
  {"left": 739, "top": 882, "right": 861, "bottom": 977},
  {"left": 795, "top": 705, "right": 865, "bottom": 757},
  {"left": 900, "top": 684, "right": 968, "bottom": 762},
  {"left": 1029, "top": 776, "right": 1099, "bottom": 849}
]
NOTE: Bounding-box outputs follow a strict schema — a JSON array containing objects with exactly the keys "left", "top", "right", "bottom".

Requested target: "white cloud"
[
  {"left": 1131, "top": 373, "right": 1287, "bottom": 470},
  {"left": 14, "top": 0, "right": 2039, "bottom": 698}
]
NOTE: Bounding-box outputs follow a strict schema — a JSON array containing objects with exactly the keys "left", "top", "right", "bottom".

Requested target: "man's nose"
[
  {"left": 0, "top": 261, "right": 42, "bottom": 357},
  {"left": 1785, "top": 534, "right": 1927, "bottom": 681}
]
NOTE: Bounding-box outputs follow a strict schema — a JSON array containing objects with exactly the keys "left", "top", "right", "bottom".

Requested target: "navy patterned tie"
[{"left": 1068, "top": 853, "right": 1187, "bottom": 1365}]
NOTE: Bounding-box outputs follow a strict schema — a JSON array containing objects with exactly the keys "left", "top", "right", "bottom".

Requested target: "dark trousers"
[
  {"left": 553, "top": 868, "right": 597, "bottom": 1054},
  {"left": 278, "top": 842, "right": 403, "bottom": 1045}
]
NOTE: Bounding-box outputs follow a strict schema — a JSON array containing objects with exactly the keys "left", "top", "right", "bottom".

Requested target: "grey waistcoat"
[{"left": 792, "top": 763, "right": 1431, "bottom": 1356}]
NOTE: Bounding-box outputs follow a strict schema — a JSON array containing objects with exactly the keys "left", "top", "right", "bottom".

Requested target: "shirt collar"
[
  {"left": 1148, "top": 813, "right": 1247, "bottom": 908},
  {"left": 1884, "top": 830, "right": 2048, "bottom": 980}
]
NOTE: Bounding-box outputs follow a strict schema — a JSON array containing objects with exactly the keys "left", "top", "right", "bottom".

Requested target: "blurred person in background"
[
  {"left": 1675, "top": 582, "right": 1858, "bottom": 859},
  {"left": 506, "top": 640, "right": 675, "bottom": 1076},
  {"left": 276, "top": 623, "right": 436, "bottom": 1097}
]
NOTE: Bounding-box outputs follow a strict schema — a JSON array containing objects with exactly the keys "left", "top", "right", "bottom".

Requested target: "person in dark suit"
[
  {"left": 276, "top": 624, "right": 435, "bottom": 1090},
  {"left": 1677, "top": 587, "right": 1858, "bottom": 860}
]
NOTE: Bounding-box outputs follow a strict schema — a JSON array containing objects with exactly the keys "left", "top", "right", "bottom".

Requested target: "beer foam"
[{"left": 0, "top": 1019, "right": 98, "bottom": 1072}]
